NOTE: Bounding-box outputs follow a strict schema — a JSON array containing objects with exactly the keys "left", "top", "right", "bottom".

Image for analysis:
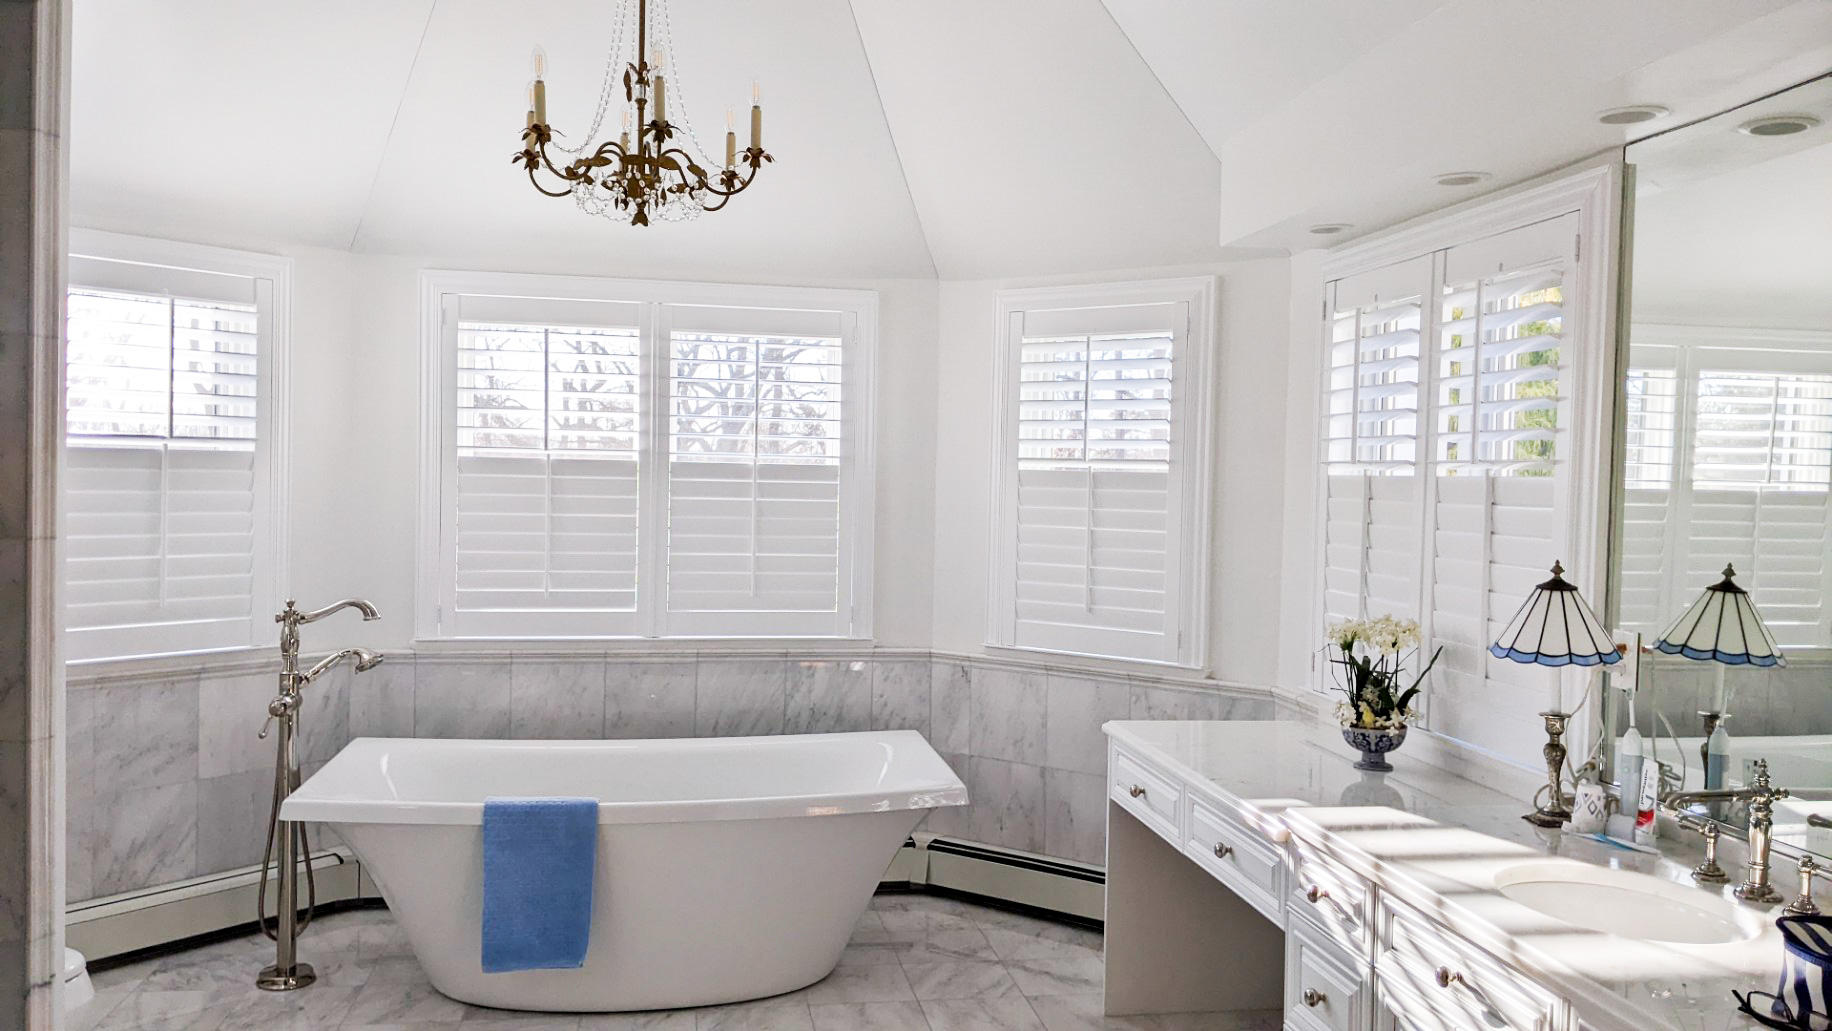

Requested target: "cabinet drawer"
[
  {"left": 1380, "top": 897, "right": 1562, "bottom": 1031},
  {"left": 1186, "top": 796, "right": 1283, "bottom": 922},
  {"left": 1286, "top": 911, "right": 1369, "bottom": 1031},
  {"left": 1110, "top": 748, "right": 1182, "bottom": 838},
  {"left": 1289, "top": 838, "right": 1368, "bottom": 955}
]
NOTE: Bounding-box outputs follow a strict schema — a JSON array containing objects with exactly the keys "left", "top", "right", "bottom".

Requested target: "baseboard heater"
[{"left": 75, "top": 835, "right": 1104, "bottom": 966}]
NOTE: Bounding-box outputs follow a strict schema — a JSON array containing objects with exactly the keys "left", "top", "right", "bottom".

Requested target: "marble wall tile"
[
  {"left": 605, "top": 660, "right": 696, "bottom": 739},
  {"left": 197, "top": 672, "right": 279, "bottom": 779},
  {"left": 195, "top": 768, "right": 272, "bottom": 876},
  {"left": 350, "top": 655, "right": 415, "bottom": 738},
  {"left": 298, "top": 663, "right": 353, "bottom": 764},
  {"left": 94, "top": 675, "right": 200, "bottom": 789},
  {"left": 1041, "top": 768, "right": 1105, "bottom": 867},
  {"left": 1042, "top": 674, "right": 1128, "bottom": 775},
  {"left": 695, "top": 658, "right": 787, "bottom": 737},
  {"left": 922, "top": 752, "right": 972, "bottom": 839},
  {"left": 88, "top": 781, "right": 197, "bottom": 898},
  {"left": 871, "top": 660, "right": 930, "bottom": 739},
  {"left": 412, "top": 660, "right": 513, "bottom": 739},
  {"left": 930, "top": 660, "right": 971, "bottom": 754},
  {"left": 1128, "top": 683, "right": 1270, "bottom": 723},
  {"left": 510, "top": 657, "right": 606, "bottom": 740},
  {"left": 964, "top": 757, "right": 1043, "bottom": 855},
  {"left": 0, "top": 743, "right": 23, "bottom": 943},
  {"left": 66, "top": 688, "right": 95, "bottom": 902},
  {"left": 0, "top": 543, "right": 20, "bottom": 744},
  {"left": 786, "top": 660, "right": 872, "bottom": 736},
  {"left": 969, "top": 668, "right": 1046, "bottom": 766}
]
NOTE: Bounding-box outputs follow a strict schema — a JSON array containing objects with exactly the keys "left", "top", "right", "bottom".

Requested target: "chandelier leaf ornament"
[{"left": 513, "top": 0, "right": 771, "bottom": 226}]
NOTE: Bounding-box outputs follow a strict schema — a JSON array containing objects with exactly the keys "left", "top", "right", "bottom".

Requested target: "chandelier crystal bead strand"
[{"left": 514, "top": 0, "right": 771, "bottom": 226}]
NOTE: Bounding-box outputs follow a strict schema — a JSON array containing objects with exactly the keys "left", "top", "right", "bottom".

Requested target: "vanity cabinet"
[{"left": 1104, "top": 734, "right": 1575, "bottom": 1031}]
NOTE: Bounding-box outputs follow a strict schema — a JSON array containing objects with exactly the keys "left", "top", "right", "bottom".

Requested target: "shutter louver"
[
  {"left": 63, "top": 283, "right": 265, "bottom": 660},
  {"left": 1006, "top": 302, "right": 1186, "bottom": 663},
  {"left": 450, "top": 315, "right": 642, "bottom": 636},
  {"left": 663, "top": 311, "right": 845, "bottom": 636}
]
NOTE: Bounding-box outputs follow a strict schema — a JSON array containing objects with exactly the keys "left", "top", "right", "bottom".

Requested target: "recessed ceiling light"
[
  {"left": 1596, "top": 105, "right": 1669, "bottom": 125},
  {"left": 1308, "top": 223, "right": 1353, "bottom": 236},
  {"left": 1737, "top": 114, "right": 1821, "bottom": 137},
  {"left": 1434, "top": 171, "right": 1491, "bottom": 187}
]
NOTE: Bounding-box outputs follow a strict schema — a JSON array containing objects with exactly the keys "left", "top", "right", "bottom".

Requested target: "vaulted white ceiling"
[{"left": 69, "top": 0, "right": 1832, "bottom": 280}]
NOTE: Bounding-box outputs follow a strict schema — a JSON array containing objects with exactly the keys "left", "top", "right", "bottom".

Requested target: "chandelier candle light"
[
  {"left": 514, "top": 0, "right": 771, "bottom": 226},
  {"left": 1488, "top": 561, "right": 1622, "bottom": 827}
]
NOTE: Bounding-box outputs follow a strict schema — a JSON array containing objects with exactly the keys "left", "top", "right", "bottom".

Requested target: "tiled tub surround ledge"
[
  {"left": 65, "top": 648, "right": 1279, "bottom": 903},
  {"left": 1103, "top": 720, "right": 1799, "bottom": 1031}
]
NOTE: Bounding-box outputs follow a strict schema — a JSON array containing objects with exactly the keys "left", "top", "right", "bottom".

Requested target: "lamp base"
[{"left": 1523, "top": 711, "right": 1573, "bottom": 828}]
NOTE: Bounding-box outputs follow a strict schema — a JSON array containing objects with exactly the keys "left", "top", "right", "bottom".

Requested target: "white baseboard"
[{"left": 72, "top": 836, "right": 1103, "bottom": 965}]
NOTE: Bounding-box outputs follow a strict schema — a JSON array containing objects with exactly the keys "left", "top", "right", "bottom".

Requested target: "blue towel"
[{"left": 481, "top": 797, "right": 598, "bottom": 974}]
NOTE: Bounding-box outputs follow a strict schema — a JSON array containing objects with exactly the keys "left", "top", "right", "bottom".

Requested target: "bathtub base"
[{"left": 338, "top": 809, "right": 923, "bottom": 1012}]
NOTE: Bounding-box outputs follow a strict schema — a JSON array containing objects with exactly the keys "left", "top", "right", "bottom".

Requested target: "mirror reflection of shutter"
[
  {"left": 449, "top": 295, "right": 643, "bottom": 637},
  {"left": 1687, "top": 367, "right": 1832, "bottom": 648},
  {"left": 1617, "top": 346, "right": 1680, "bottom": 635},
  {"left": 1320, "top": 258, "right": 1428, "bottom": 686},
  {"left": 662, "top": 304, "right": 847, "bottom": 637},
  {"left": 1012, "top": 303, "right": 1180, "bottom": 663},
  {"left": 63, "top": 267, "right": 264, "bottom": 661},
  {"left": 1427, "top": 215, "right": 1574, "bottom": 755}
]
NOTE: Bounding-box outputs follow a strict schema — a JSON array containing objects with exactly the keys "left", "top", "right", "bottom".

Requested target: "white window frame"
[
  {"left": 986, "top": 277, "right": 1217, "bottom": 669},
  {"left": 1311, "top": 164, "right": 1622, "bottom": 755},
  {"left": 64, "top": 228, "right": 292, "bottom": 664},
  {"left": 416, "top": 269, "right": 878, "bottom": 642}
]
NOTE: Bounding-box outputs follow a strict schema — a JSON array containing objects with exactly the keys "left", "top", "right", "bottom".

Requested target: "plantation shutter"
[
  {"left": 661, "top": 304, "right": 850, "bottom": 637},
  {"left": 446, "top": 295, "right": 644, "bottom": 637},
  {"left": 1425, "top": 216, "right": 1575, "bottom": 748},
  {"left": 1615, "top": 348, "right": 1680, "bottom": 633},
  {"left": 1689, "top": 367, "right": 1832, "bottom": 647},
  {"left": 63, "top": 257, "right": 271, "bottom": 661},
  {"left": 1000, "top": 300, "right": 1191, "bottom": 664},
  {"left": 1320, "top": 258, "right": 1429, "bottom": 642}
]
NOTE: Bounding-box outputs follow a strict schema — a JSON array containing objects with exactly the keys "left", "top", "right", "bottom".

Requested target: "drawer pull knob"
[
  {"left": 1305, "top": 884, "right": 1329, "bottom": 904},
  {"left": 1128, "top": 784, "right": 1147, "bottom": 799},
  {"left": 1302, "top": 988, "right": 1326, "bottom": 1008},
  {"left": 1213, "top": 842, "right": 1233, "bottom": 860},
  {"left": 1434, "top": 966, "right": 1467, "bottom": 990}
]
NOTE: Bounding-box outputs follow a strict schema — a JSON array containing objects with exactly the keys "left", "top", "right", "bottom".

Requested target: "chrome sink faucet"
[
  {"left": 1661, "top": 758, "right": 1789, "bottom": 905},
  {"left": 257, "top": 598, "right": 383, "bottom": 992}
]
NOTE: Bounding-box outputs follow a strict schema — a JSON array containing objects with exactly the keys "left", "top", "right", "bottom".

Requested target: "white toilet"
[{"left": 64, "top": 947, "right": 94, "bottom": 1011}]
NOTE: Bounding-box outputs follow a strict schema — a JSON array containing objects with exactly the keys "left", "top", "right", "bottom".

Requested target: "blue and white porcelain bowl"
[{"left": 1342, "top": 724, "right": 1408, "bottom": 772}]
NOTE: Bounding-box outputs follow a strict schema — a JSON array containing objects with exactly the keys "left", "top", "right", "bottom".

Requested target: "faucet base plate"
[
  {"left": 1733, "top": 883, "right": 1784, "bottom": 905},
  {"left": 256, "top": 962, "right": 316, "bottom": 992}
]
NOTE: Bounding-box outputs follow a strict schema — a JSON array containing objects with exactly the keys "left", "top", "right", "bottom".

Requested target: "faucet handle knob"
[{"left": 258, "top": 713, "right": 275, "bottom": 740}]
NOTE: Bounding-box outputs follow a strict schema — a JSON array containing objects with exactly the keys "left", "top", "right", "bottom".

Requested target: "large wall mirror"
[{"left": 1607, "top": 74, "right": 1832, "bottom": 855}]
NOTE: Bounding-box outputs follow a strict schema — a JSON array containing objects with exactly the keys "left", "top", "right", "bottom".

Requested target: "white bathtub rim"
[{"left": 281, "top": 730, "right": 970, "bottom": 827}]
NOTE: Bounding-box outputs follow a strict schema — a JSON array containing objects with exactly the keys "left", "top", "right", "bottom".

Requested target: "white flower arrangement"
[{"left": 1325, "top": 614, "right": 1440, "bottom": 730}]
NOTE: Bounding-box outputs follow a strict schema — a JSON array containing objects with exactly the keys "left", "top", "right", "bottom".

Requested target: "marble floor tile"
[
  {"left": 810, "top": 1000, "right": 930, "bottom": 1031},
  {"left": 1027, "top": 994, "right": 1279, "bottom": 1031},
  {"left": 80, "top": 894, "right": 1120, "bottom": 1031},
  {"left": 918, "top": 996, "right": 1046, "bottom": 1031}
]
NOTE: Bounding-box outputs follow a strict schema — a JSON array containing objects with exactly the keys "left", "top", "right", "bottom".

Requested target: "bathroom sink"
[{"left": 1492, "top": 861, "right": 1764, "bottom": 945}]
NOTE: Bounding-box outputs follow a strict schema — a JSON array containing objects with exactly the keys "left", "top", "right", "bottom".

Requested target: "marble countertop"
[{"left": 1104, "top": 720, "right": 1784, "bottom": 1031}]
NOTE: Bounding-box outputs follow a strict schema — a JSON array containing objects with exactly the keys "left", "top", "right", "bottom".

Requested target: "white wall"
[{"left": 927, "top": 258, "right": 1303, "bottom": 690}]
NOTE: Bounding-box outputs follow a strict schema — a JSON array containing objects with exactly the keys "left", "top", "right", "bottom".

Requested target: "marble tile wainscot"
[{"left": 64, "top": 648, "right": 1279, "bottom": 905}]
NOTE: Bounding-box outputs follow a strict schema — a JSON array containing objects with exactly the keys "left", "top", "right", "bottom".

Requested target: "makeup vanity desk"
[{"left": 1102, "top": 720, "right": 1780, "bottom": 1031}]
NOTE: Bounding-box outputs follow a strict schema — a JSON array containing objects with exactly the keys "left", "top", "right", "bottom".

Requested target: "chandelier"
[{"left": 513, "top": 0, "right": 771, "bottom": 226}]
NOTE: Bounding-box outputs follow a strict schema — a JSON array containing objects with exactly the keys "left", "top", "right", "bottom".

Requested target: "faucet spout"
[{"left": 283, "top": 598, "right": 381, "bottom": 625}]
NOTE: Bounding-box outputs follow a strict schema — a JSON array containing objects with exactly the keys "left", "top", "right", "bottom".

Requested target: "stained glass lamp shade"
[
  {"left": 1655, "top": 565, "right": 1785, "bottom": 668},
  {"left": 1489, "top": 562, "right": 1623, "bottom": 670}
]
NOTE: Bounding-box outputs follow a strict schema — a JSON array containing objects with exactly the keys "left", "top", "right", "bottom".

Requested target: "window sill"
[
  {"left": 409, "top": 636, "right": 883, "bottom": 660},
  {"left": 66, "top": 646, "right": 273, "bottom": 687}
]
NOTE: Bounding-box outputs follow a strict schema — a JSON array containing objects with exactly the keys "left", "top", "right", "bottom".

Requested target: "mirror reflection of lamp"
[
  {"left": 1653, "top": 564, "right": 1785, "bottom": 793},
  {"left": 1488, "top": 561, "right": 1622, "bottom": 827}
]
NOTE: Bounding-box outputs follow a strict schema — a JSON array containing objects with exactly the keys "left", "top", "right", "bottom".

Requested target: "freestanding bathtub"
[{"left": 281, "top": 730, "right": 968, "bottom": 1012}]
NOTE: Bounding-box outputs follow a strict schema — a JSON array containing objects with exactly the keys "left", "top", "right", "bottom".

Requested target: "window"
[
  {"left": 62, "top": 231, "right": 288, "bottom": 662},
  {"left": 988, "top": 279, "right": 1216, "bottom": 667},
  {"left": 1616, "top": 330, "right": 1832, "bottom": 650},
  {"left": 422, "top": 273, "right": 874, "bottom": 640},
  {"left": 1317, "top": 207, "right": 1599, "bottom": 756}
]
